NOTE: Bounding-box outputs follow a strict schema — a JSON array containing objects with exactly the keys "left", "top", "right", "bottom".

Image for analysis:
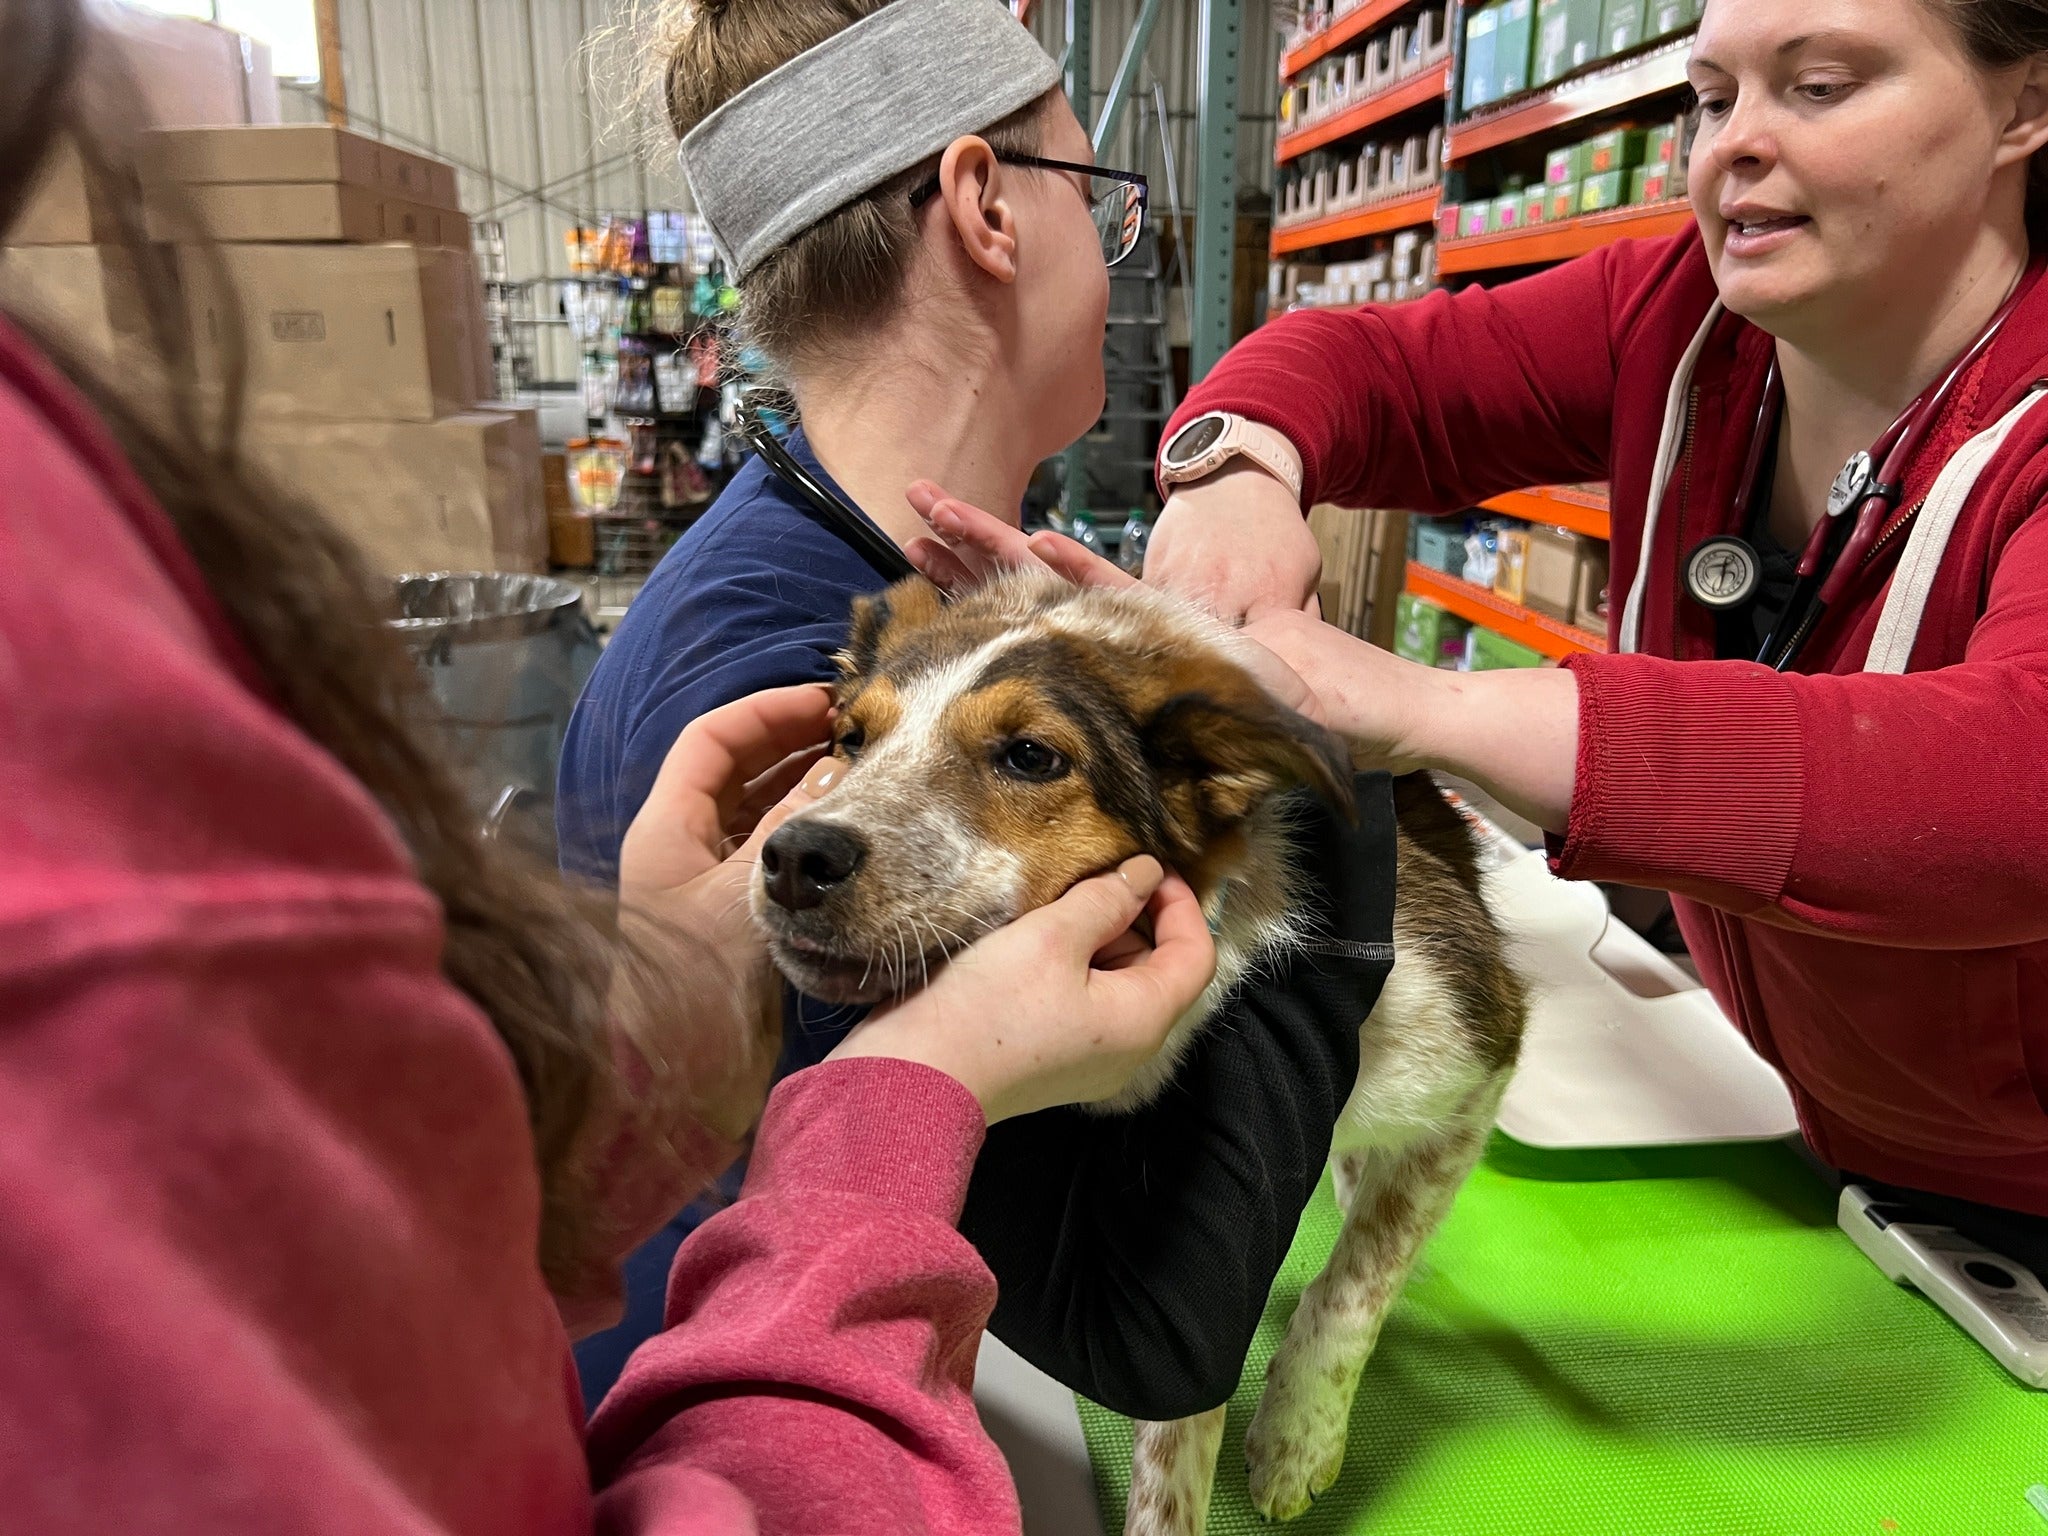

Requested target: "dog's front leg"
[
  {"left": 1244, "top": 1113, "right": 1494, "bottom": 1522},
  {"left": 1123, "top": 1405, "right": 1227, "bottom": 1536}
]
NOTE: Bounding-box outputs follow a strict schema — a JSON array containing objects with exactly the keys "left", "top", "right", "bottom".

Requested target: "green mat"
[{"left": 1076, "top": 1137, "right": 2048, "bottom": 1535}]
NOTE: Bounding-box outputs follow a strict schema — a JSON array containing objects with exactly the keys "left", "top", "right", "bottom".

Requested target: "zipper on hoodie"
[{"left": 1672, "top": 386, "right": 1701, "bottom": 654}]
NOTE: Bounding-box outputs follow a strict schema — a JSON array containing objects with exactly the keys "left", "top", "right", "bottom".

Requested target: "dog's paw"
[{"left": 1243, "top": 1388, "right": 1348, "bottom": 1522}]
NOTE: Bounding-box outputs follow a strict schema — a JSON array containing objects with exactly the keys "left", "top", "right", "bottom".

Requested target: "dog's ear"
[
  {"left": 1145, "top": 685, "right": 1355, "bottom": 833},
  {"left": 837, "top": 576, "right": 946, "bottom": 680}
]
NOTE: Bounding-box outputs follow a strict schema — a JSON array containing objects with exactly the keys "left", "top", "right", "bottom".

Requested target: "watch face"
[{"left": 1168, "top": 415, "right": 1227, "bottom": 464}]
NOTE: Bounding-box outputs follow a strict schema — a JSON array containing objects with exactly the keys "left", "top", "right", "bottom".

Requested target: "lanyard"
[{"left": 732, "top": 401, "right": 917, "bottom": 582}]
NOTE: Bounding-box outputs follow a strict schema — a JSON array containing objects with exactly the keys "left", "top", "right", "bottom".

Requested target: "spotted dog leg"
[
  {"left": 1123, "top": 1404, "right": 1228, "bottom": 1536},
  {"left": 1243, "top": 1112, "right": 1496, "bottom": 1522}
]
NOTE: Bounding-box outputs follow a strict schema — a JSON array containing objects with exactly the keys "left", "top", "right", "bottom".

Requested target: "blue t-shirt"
[{"left": 557, "top": 432, "right": 893, "bottom": 1404}]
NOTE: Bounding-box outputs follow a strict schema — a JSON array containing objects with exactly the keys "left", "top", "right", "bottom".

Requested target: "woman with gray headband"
[{"left": 560, "top": 0, "right": 1402, "bottom": 1437}]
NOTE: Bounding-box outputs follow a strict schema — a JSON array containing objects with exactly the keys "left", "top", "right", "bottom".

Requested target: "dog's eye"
[
  {"left": 996, "top": 738, "right": 1069, "bottom": 782},
  {"left": 837, "top": 723, "right": 866, "bottom": 760}
]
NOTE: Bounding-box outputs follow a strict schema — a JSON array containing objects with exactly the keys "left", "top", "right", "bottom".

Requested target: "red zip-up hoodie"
[
  {"left": 0, "top": 316, "right": 1021, "bottom": 1531},
  {"left": 1170, "top": 225, "right": 2048, "bottom": 1216}
]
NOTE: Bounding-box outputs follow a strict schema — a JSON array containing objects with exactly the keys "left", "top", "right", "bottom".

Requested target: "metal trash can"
[{"left": 388, "top": 572, "right": 601, "bottom": 862}]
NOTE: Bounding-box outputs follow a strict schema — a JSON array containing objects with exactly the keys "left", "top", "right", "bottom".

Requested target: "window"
[{"left": 124, "top": 0, "right": 321, "bottom": 81}]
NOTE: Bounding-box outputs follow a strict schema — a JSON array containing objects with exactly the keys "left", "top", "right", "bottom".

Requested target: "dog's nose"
[{"left": 760, "top": 820, "right": 867, "bottom": 911}]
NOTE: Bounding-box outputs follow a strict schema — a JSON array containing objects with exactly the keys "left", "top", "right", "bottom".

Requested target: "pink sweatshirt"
[{"left": 0, "top": 314, "right": 1022, "bottom": 1533}]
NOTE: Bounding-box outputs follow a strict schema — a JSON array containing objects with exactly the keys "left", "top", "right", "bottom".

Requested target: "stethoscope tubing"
[
  {"left": 1745, "top": 279, "right": 2026, "bottom": 670},
  {"left": 733, "top": 401, "right": 917, "bottom": 582}
]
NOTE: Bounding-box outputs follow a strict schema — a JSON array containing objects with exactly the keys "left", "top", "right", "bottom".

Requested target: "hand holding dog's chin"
[{"left": 826, "top": 857, "right": 1217, "bottom": 1124}]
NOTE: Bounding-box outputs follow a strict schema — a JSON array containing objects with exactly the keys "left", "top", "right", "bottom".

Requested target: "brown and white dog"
[{"left": 752, "top": 569, "right": 1526, "bottom": 1532}]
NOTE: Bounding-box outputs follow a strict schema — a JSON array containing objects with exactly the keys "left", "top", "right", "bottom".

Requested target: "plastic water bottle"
[
  {"left": 1117, "top": 511, "right": 1151, "bottom": 576},
  {"left": 1069, "top": 512, "right": 1104, "bottom": 558}
]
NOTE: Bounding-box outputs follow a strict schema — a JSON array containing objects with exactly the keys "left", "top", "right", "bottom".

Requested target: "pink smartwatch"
[{"left": 1157, "top": 411, "right": 1305, "bottom": 503}]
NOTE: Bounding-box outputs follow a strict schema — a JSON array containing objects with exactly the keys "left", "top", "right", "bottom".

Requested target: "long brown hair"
[{"left": 0, "top": 0, "right": 747, "bottom": 1298}]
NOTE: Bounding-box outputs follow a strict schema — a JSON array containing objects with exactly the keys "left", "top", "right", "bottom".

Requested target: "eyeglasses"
[{"left": 909, "top": 155, "right": 1150, "bottom": 269}]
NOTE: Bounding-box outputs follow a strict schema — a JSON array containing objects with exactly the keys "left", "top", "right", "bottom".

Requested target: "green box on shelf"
[
  {"left": 1495, "top": 0, "right": 1536, "bottom": 98},
  {"left": 1489, "top": 193, "right": 1525, "bottom": 233},
  {"left": 1580, "top": 169, "right": 1628, "bottom": 213},
  {"left": 1522, "top": 188, "right": 1549, "bottom": 226},
  {"left": 1394, "top": 593, "right": 1474, "bottom": 669},
  {"left": 1600, "top": 0, "right": 1644, "bottom": 57},
  {"left": 1463, "top": 4, "right": 1501, "bottom": 112},
  {"left": 1646, "top": 0, "right": 1691, "bottom": 38},
  {"left": 1583, "top": 126, "right": 1646, "bottom": 174},
  {"left": 1468, "top": 625, "right": 1547, "bottom": 671},
  {"left": 1630, "top": 165, "right": 1674, "bottom": 203},
  {"left": 1459, "top": 201, "right": 1491, "bottom": 238},
  {"left": 1645, "top": 121, "right": 1682, "bottom": 168},
  {"left": 1548, "top": 179, "right": 1581, "bottom": 221},
  {"left": 1545, "top": 142, "right": 1590, "bottom": 186},
  {"left": 1535, "top": 0, "right": 1602, "bottom": 85}
]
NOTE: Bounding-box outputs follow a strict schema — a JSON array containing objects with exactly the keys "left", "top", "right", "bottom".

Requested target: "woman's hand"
[
  {"left": 829, "top": 856, "right": 1217, "bottom": 1124},
  {"left": 1244, "top": 609, "right": 1584, "bottom": 832},
  {"left": 903, "top": 482, "right": 1325, "bottom": 724},
  {"left": 1147, "top": 465, "right": 1324, "bottom": 623},
  {"left": 617, "top": 684, "right": 835, "bottom": 1140},
  {"left": 1237, "top": 609, "right": 1441, "bottom": 775}
]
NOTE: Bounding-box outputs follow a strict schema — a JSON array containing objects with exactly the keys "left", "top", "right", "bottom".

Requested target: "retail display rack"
[
  {"left": 1271, "top": 0, "right": 1704, "bottom": 658},
  {"left": 480, "top": 211, "right": 759, "bottom": 605}
]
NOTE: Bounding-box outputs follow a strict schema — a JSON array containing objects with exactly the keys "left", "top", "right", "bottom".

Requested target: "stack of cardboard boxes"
[
  {"left": 0, "top": 12, "right": 545, "bottom": 580},
  {"left": 154, "top": 123, "right": 544, "bottom": 575},
  {"left": 0, "top": 5, "right": 280, "bottom": 372}
]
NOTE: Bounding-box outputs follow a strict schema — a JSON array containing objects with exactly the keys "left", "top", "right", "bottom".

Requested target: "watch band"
[{"left": 1157, "top": 411, "right": 1306, "bottom": 502}]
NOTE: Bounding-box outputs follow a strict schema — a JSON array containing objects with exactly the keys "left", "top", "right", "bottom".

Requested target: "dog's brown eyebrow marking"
[{"left": 970, "top": 638, "right": 1173, "bottom": 856}]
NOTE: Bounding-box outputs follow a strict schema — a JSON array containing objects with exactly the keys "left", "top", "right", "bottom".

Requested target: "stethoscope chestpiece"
[{"left": 1683, "top": 535, "right": 1763, "bottom": 610}]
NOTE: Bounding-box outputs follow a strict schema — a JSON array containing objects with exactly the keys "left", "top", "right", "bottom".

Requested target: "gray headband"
[{"left": 677, "top": 0, "right": 1062, "bottom": 279}]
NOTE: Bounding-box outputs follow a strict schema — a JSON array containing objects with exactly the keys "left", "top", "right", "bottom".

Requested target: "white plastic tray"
[{"left": 1474, "top": 832, "right": 1800, "bottom": 1150}]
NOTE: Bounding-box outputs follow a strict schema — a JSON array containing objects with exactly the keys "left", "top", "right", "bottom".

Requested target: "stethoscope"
[
  {"left": 1683, "top": 280, "right": 2026, "bottom": 670},
  {"left": 732, "top": 398, "right": 917, "bottom": 581}
]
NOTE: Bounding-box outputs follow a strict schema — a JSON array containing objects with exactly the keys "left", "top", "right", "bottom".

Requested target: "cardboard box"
[
  {"left": 244, "top": 408, "right": 547, "bottom": 576},
  {"left": 1580, "top": 169, "right": 1628, "bottom": 212},
  {"left": 1437, "top": 201, "right": 1464, "bottom": 240},
  {"left": 147, "top": 125, "right": 463, "bottom": 212},
  {"left": 10, "top": 140, "right": 130, "bottom": 246},
  {"left": 549, "top": 513, "right": 596, "bottom": 569},
  {"left": 1645, "top": 121, "right": 1682, "bottom": 168},
  {"left": 1520, "top": 524, "right": 1586, "bottom": 621},
  {"left": 1460, "top": 202, "right": 1491, "bottom": 238},
  {"left": 1600, "top": 0, "right": 1645, "bottom": 56},
  {"left": 1574, "top": 539, "right": 1612, "bottom": 629},
  {"left": 184, "top": 243, "right": 479, "bottom": 423},
  {"left": 1462, "top": 5, "right": 1500, "bottom": 112},
  {"left": 1548, "top": 180, "right": 1581, "bottom": 221},
  {"left": 0, "top": 244, "right": 154, "bottom": 370},
  {"left": 1631, "top": 165, "right": 1673, "bottom": 203},
  {"left": 1489, "top": 193, "right": 1524, "bottom": 233},
  {"left": 1495, "top": 0, "right": 1536, "bottom": 98},
  {"left": 147, "top": 183, "right": 468, "bottom": 246},
  {"left": 103, "top": 8, "right": 280, "bottom": 129},
  {"left": 1523, "top": 189, "right": 1549, "bottom": 225}
]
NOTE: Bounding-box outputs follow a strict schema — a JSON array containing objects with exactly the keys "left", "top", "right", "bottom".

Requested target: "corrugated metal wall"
[{"left": 303, "top": 0, "right": 1277, "bottom": 378}]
